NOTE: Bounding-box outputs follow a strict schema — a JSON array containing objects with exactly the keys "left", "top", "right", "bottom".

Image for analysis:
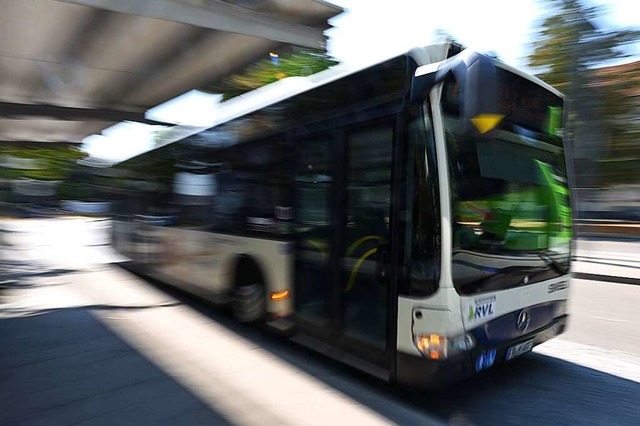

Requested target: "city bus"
[{"left": 109, "top": 42, "right": 572, "bottom": 387}]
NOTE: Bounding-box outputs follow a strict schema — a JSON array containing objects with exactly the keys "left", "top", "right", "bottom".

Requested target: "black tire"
[{"left": 232, "top": 282, "right": 266, "bottom": 323}]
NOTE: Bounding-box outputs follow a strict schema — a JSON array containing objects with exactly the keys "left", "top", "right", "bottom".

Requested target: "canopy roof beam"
[
  {"left": 0, "top": 102, "right": 171, "bottom": 126},
  {"left": 57, "top": 0, "right": 330, "bottom": 49}
]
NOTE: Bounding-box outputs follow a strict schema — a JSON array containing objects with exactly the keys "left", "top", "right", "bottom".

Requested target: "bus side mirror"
[
  {"left": 460, "top": 56, "right": 500, "bottom": 135},
  {"left": 411, "top": 52, "right": 502, "bottom": 135}
]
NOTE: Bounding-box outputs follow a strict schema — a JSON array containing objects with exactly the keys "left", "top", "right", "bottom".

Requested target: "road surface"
[{"left": 1, "top": 218, "right": 639, "bottom": 425}]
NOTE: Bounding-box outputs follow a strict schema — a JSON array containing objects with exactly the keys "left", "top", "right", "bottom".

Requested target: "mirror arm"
[{"left": 409, "top": 51, "right": 484, "bottom": 103}]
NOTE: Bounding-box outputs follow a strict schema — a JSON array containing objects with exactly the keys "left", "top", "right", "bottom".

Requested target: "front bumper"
[{"left": 395, "top": 315, "right": 568, "bottom": 388}]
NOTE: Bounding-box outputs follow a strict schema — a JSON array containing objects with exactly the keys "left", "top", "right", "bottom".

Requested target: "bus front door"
[
  {"left": 294, "top": 119, "right": 395, "bottom": 369},
  {"left": 294, "top": 133, "right": 335, "bottom": 331},
  {"left": 339, "top": 120, "right": 394, "bottom": 365}
]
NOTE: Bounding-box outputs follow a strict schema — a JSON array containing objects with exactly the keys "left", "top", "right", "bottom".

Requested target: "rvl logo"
[{"left": 468, "top": 296, "right": 496, "bottom": 321}]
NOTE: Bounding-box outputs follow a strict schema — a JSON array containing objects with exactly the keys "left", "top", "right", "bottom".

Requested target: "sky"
[
  {"left": 326, "top": 0, "right": 640, "bottom": 70},
  {"left": 83, "top": 0, "right": 639, "bottom": 163},
  {"left": 326, "top": 0, "right": 542, "bottom": 69}
]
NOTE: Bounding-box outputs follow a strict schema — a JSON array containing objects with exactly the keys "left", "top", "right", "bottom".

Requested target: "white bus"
[{"left": 110, "top": 42, "right": 572, "bottom": 387}]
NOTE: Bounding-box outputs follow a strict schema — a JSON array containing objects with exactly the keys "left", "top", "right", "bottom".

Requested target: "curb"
[{"left": 573, "top": 272, "right": 640, "bottom": 285}]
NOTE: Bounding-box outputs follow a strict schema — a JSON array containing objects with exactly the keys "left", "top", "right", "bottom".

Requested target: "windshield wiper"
[
  {"left": 537, "top": 252, "right": 569, "bottom": 275},
  {"left": 457, "top": 255, "right": 569, "bottom": 295},
  {"left": 459, "top": 265, "right": 548, "bottom": 295}
]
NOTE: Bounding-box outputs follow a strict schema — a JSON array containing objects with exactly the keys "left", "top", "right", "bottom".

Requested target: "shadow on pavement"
[
  {"left": 4, "top": 258, "right": 639, "bottom": 425},
  {"left": 397, "top": 353, "right": 640, "bottom": 425},
  {"left": 0, "top": 306, "right": 232, "bottom": 425},
  {"left": 0, "top": 259, "right": 77, "bottom": 283},
  {"left": 0, "top": 302, "right": 182, "bottom": 319},
  {"left": 137, "top": 270, "right": 640, "bottom": 426}
]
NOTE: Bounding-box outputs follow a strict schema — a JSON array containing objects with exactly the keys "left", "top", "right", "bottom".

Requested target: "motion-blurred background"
[
  {"left": 0, "top": 0, "right": 638, "bottom": 233},
  {"left": 1, "top": 2, "right": 640, "bottom": 426}
]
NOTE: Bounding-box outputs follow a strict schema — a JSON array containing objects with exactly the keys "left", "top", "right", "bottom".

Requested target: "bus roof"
[
  {"left": 114, "top": 42, "right": 457, "bottom": 164},
  {"left": 114, "top": 42, "right": 560, "bottom": 166}
]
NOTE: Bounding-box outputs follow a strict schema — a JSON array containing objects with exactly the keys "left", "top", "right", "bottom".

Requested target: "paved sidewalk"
[{"left": 0, "top": 218, "right": 441, "bottom": 426}]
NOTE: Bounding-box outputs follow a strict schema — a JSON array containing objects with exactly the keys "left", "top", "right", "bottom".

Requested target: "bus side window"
[{"left": 211, "top": 138, "right": 291, "bottom": 236}]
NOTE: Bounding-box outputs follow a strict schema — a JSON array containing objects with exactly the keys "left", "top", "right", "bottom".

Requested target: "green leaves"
[
  {"left": 528, "top": 0, "right": 640, "bottom": 186},
  {"left": 0, "top": 145, "right": 85, "bottom": 181},
  {"left": 203, "top": 48, "right": 338, "bottom": 101}
]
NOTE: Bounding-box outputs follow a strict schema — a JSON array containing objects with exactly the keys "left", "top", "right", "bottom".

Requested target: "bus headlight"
[{"left": 414, "top": 333, "right": 476, "bottom": 360}]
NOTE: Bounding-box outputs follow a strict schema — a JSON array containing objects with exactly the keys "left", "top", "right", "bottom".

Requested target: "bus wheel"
[{"left": 232, "top": 282, "right": 265, "bottom": 323}]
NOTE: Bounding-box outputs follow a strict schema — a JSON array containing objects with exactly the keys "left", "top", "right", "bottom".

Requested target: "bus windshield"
[{"left": 441, "top": 77, "right": 571, "bottom": 295}]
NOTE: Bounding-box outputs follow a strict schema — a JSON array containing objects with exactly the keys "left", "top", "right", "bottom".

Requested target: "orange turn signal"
[{"left": 270, "top": 290, "right": 290, "bottom": 301}]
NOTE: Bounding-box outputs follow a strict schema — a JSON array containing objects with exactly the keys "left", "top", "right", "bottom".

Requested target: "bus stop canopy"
[{"left": 0, "top": 0, "right": 342, "bottom": 144}]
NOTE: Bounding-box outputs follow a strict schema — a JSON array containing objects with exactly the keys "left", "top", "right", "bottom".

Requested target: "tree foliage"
[
  {"left": 203, "top": 47, "right": 338, "bottom": 101},
  {"left": 527, "top": 0, "right": 640, "bottom": 186},
  {"left": 0, "top": 144, "right": 85, "bottom": 181}
]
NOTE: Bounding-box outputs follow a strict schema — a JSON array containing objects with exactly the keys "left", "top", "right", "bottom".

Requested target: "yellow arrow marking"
[{"left": 471, "top": 114, "right": 504, "bottom": 134}]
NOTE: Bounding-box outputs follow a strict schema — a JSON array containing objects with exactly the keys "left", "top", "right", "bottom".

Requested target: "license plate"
[{"left": 506, "top": 339, "right": 534, "bottom": 361}]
